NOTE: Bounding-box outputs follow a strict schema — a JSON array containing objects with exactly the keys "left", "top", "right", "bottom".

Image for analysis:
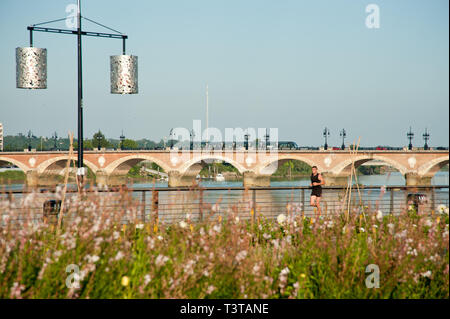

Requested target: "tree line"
[{"left": 1, "top": 131, "right": 165, "bottom": 151}]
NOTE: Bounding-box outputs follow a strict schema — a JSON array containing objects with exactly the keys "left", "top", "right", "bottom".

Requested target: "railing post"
[
  {"left": 152, "top": 190, "right": 159, "bottom": 222},
  {"left": 252, "top": 188, "right": 257, "bottom": 223},
  {"left": 301, "top": 188, "right": 305, "bottom": 213},
  {"left": 199, "top": 187, "right": 204, "bottom": 221},
  {"left": 390, "top": 189, "right": 394, "bottom": 214},
  {"left": 141, "top": 190, "right": 146, "bottom": 223},
  {"left": 431, "top": 187, "right": 435, "bottom": 212}
]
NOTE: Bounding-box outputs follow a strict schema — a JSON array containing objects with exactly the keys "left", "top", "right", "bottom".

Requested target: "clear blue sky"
[{"left": 0, "top": 0, "right": 448, "bottom": 147}]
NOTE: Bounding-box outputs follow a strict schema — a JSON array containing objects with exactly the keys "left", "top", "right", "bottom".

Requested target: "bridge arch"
[
  {"left": 37, "top": 156, "right": 98, "bottom": 175},
  {"left": 330, "top": 155, "right": 409, "bottom": 176},
  {"left": 178, "top": 154, "right": 247, "bottom": 175},
  {"left": 104, "top": 155, "right": 172, "bottom": 175},
  {"left": 0, "top": 156, "right": 30, "bottom": 173},
  {"left": 417, "top": 156, "right": 449, "bottom": 176},
  {"left": 256, "top": 155, "right": 318, "bottom": 175}
]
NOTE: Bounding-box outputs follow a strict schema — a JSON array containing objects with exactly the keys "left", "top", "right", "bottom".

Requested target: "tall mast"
[{"left": 206, "top": 84, "right": 209, "bottom": 144}]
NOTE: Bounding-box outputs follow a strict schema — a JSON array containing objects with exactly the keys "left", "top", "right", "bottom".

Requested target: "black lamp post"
[
  {"left": 119, "top": 130, "right": 125, "bottom": 150},
  {"left": 423, "top": 128, "right": 430, "bottom": 150},
  {"left": 96, "top": 132, "right": 102, "bottom": 151},
  {"left": 264, "top": 128, "right": 270, "bottom": 150},
  {"left": 52, "top": 131, "right": 58, "bottom": 151},
  {"left": 27, "top": 130, "right": 32, "bottom": 151},
  {"left": 244, "top": 132, "right": 249, "bottom": 151},
  {"left": 169, "top": 128, "right": 174, "bottom": 150},
  {"left": 16, "top": 0, "right": 138, "bottom": 186},
  {"left": 323, "top": 127, "right": 330, "bottom": 150},
  {"left": 190, "top": 129, "right": 195, "bottom": 151},
  {"left": 232, "top": 136, "right": 236, "bottom": 151},
  {"left": 340, "top": 128, "right": 346, "bottom": 150},
  {"left": 407, "top": 127, "right": 414, "bottom": 150}
]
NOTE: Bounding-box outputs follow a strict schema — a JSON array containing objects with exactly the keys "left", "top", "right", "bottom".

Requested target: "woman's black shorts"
[{"left": 311, "top": 187, "right": 322, "bottom": 197}]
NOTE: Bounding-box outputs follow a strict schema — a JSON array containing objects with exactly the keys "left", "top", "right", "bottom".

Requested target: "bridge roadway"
[{"left": 0, "top": 149, "right": 448, "bottom": 187}]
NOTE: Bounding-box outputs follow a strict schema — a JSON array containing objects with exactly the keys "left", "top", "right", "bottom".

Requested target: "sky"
[{"left": 0, "top": 0, "right": 448, "bottom": 147}]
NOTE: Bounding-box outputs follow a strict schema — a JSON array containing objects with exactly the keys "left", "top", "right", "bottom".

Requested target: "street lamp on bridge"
[
  {"left": 244, "top": 131, "right": 249, "bottom": 151},
  {"left": 423, "top": 128, "right": 430, "bottom": 150},
  {"left": 323, "top": 127, "right": 330, "bottom": 150},
  {"left": 264, "top": 128, "right": 270, "bottom": 150},
  {"left": 340, "top": 128, "right": 346, "bottom": 150},
  {"left": 16, "top": 0, "right": 138, "bottom": 186},
  {"left": 119, "top": 130, "right": 125, "bottom": 150},
  {"left": 52, "top": 131, "right": 58, "bottom": 151},
  {"left": 407, "top": 127, "right": 414, "bottom": 150},
  {"left": 27, "top": 130, "right": 33, "bottom": 152},
  {"left": 169, "top": 128, "right": 174, "bottom": 150},
  {"left": 190, "top": 129, "right": 195, "bottom": 151}
]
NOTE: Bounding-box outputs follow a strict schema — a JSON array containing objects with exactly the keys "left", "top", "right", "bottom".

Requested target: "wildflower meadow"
[{"left": 0, "top": 189, "right": 448, "bottom": 299}]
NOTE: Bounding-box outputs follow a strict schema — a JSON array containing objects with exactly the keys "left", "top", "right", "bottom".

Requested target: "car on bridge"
[{"left": 277, "top": 141, "right": 299, "bottom": 150}]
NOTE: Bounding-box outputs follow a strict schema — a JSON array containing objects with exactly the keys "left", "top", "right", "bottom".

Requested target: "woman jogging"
[{"left": 310, "top": 166, "right": 325, "bottom": 216}]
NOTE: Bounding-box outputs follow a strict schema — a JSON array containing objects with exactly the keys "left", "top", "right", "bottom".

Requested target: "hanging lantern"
[
  {"left": 110, "top": 55, "right": 138, "bottom": 94},
  {"left": 16, "top": 47, "right": 47, "bottom": 89}
]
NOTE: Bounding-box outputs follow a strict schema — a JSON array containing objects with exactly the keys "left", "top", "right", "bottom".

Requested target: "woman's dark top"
[{"left": 310, "top": 173, "right": 322, "bottom": 197}]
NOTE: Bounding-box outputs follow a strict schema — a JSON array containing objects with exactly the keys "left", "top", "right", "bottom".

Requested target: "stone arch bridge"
[{"left": 0, "top": 150, "right": 448, "bottom": 187}]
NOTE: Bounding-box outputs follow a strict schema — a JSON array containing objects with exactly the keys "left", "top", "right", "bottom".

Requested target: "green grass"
[{"left": 0, "top": 170, "right": 26, "bottom": 182}]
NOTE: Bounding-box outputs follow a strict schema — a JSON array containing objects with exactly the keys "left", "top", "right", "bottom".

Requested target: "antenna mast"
[{"left": 206, "top": 84, "right": 209, "bottom": 145}]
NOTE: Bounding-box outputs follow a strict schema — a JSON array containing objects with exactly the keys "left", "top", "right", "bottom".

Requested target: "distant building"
[{"left": 0, "top": 123, "right": 3, "bottom": 151}]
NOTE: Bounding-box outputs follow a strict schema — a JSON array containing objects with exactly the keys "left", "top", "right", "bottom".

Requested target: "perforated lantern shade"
[
  {"left": 110, "top": 55, "right": 138, "bottom": 94},
  {"left": 16, "top": 47, "right": 47, "bottom": 89}
]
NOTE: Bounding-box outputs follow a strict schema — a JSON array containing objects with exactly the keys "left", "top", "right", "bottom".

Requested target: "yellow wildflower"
[{"left": 121, "top": 276, "right": 129, "bottom": 287}]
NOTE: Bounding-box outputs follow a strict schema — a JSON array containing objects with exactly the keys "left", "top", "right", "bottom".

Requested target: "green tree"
[
  {"left": 92, "top": 131, "right": 109, "bottom": 149},
  {"left": 121, "top": 139, "right": 138, "bottom": 150}
]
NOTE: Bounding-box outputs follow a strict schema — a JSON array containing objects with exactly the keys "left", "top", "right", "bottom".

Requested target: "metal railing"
[{"left": 1, "top": 185, "right": 448, "bottom": 226}]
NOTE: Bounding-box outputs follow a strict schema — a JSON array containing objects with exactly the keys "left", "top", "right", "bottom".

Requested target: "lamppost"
[
  {"left": 119, "top": 130, "right": 125, "bottom": 150},
  {"left": 244, "top": 132, "right": 249, "bottom": 151},
  {"left": 190, "top": 129, "right": 195, "bottom": 151},
  {"left": 169, "top": 128, "right": 174, "bottom": 150},
  {"left": 96, "top": 131, "right": 102, "bottom": 151},
  {"left": 16, "top": 0, "right": 138, "bottom": 186},
  {"left": 27, "top": 130, "right": 32, "bottom": 151},
  {"left": 232, "top": 136, "right": 236, "bottom": 151},
  {"left": 323, "top": 127, "right": 330, "bottom": 150},
  {"left": 264, "top": 128, "right": 270, "bottom": 150},
  {"left": 340, "top": 128, "right": 346, "bottom": 150},
  {"left": 423, "top": 128, "right": 430, "bottom": 150},
  {"left": 52, "top": 131, "right": 58, "bottom": 151},
  {"left": 407, "top": 127, "right": 414, "bottom": 150}
]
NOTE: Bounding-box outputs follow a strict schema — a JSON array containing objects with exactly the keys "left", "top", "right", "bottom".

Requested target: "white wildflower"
[
  {"left": 235, "top": 250, "right": 248, "bottom": 263},
  {"left": 155, "top": 254, "right": 169, "bottom": 268},
  {"left": 179, "top": 221, "right": 188, "bottom": 229},
  {"left": 277, "top": 214, "right": 287, "bottom": 225},
  {"left": 376, "top": 210, "right": 383, "bottom": 222},
  {"left": 114, "top": 251, "right": 125, "bottom": 261}
]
